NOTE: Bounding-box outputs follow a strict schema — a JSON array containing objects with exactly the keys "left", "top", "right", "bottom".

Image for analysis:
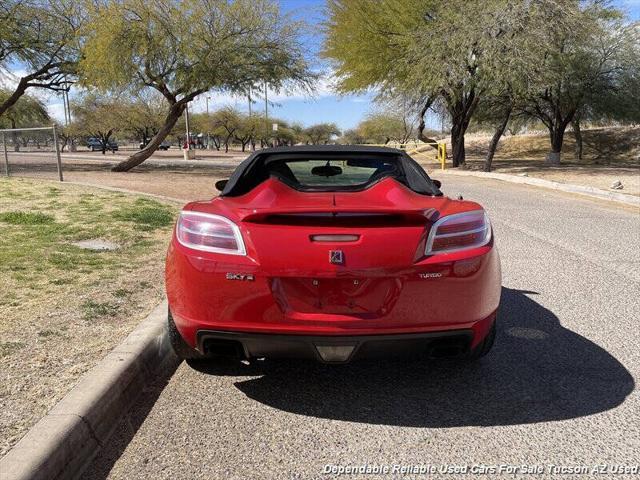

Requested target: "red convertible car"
[{"left": 165, "top": 146, "right": 501, "bottom": 364}]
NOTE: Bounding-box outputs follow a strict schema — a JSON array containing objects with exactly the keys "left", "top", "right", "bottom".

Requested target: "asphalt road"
[{"left": 84, "top": 176, "right": 640, "bottom": 480}]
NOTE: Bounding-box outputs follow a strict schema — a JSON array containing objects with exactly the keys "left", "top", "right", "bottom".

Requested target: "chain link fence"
[{"left": 1, "top": 126, "right": 63, "bottom": 181}]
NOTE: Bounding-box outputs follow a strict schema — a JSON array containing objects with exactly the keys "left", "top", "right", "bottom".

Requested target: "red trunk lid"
[{"left": 189, "top": 177, "right": 479, "bottom": 318}]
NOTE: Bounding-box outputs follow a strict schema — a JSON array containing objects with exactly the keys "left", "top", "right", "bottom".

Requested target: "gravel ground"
[
  {"left": 3, "top": 154, "right": 241, "bottom": 201},
  {"left": 82, "top": 176, "right": 640, "bottom": 480}
]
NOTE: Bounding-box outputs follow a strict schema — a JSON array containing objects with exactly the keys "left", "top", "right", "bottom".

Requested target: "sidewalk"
[{"left": 431, "top": 168, "right": 640, "bottom": 207}]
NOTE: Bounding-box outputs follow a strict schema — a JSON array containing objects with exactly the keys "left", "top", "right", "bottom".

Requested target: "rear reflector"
[
  {"left": 310, "top": 234, "right": 360, "bottom": 242},
  {"left": 315, "top": 345, "right": 356, "bottom": 362}
]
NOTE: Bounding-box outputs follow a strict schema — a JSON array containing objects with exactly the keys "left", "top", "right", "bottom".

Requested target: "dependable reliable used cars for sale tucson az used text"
[{"left": 165, "top": 146, "right": 501, "bottom": 365}]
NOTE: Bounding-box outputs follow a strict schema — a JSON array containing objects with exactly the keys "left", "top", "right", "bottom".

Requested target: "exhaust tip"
[
  {"left": 203, "top": 339, "right": 245, "bottom": 359},
  {"left": 427, "top": 341, "right": 468, "bottom": 359},
  {"left": 315, "top": 345, "right": 356, "bottom": 363}
]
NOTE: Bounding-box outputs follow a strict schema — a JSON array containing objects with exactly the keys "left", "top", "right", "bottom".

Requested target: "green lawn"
[{"left": 0, "top": 178, "right": 179, "bottom": 456}]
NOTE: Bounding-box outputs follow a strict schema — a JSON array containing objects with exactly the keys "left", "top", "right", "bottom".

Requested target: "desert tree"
[
  {"left": 0, "top": 89, "right": 50, "bottom": 151},
  {"left": 324, "top": 0, "right": 511, "bottom": 166},
  {"left": 78, "top": 0, "right": 313, "bottom": 171},
  {"left": 235, "top": 115, "right": 262, "bottom": 151},
  {"left": 72, "top": 95, "right": 122, "bottom": 154},
  {"left": 303, "top": 123, "right": 341, "bottom": 145},
  {"left": 357, "top": 111, "right": 416, "bottom": 145},
  {"left": 56, "top": 121, "right": 83, "bottom": 152},
  {"left": 120, "top": 92, "right": 167, "bottom": 147},
  {"left": 0, "top": 89, "right": 50, "bottom": 129},
  {"left": 339, "top": 128, "right": 366, "bottom": 145},
  {"left": 518, "top": 6, "right": 638, "bottom": 163},
  {"left": 323, "top": 0, "right": 620, "bottom": 167},
  {"left": 0, "top": 1, "right": 80, "bottom": 116},
  {"left": 211, "top": 108, "right": 243, "bottom": 152}
]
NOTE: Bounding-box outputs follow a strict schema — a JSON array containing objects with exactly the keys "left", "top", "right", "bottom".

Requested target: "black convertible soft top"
[{"left": 220, "top": 145, "right": 442, "bottom": 197}]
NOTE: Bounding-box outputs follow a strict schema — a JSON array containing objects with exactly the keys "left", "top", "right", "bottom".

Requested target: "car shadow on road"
[{"left": 197, "top": 287, "right": 634, "bottom": 427}]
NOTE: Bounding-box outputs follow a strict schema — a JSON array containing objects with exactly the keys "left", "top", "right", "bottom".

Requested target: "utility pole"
[
  {"left": 185, "top": 103, "right": 190, "bottom": 146},
  {"left": 248, "top": 86, "right": 252, "bottom": 117},
  {"left": 65, "top": 89, "right": 71, "bottom": 123},
  {"left": 206, "top": 96, "right": 211, "bottom": 149},
  {"left": 62, "top": 91, "right": 69, "bottom": 125},
  {"left": 264, "top": 81, "right": 268, "bottom": 148},
  {"left": 183, "top": 102, "right": 195, "bottom": 159},
  {"left": 63, "top": 75, "right": 71, "bottom": 125}
]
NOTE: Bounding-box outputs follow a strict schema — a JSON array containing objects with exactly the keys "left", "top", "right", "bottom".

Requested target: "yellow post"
[{"left": 438, "top": 143, "right": 446, "bottom": 170}]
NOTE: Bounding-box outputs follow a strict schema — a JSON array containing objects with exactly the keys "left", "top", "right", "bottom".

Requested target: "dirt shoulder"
[
  {"left": 0, "top": 178, "right": 178, "bottom": 456},
  {"left": 6, "top": 157, "right": 238, "bottom": 202},
  {"left": 417, "top": 127, "right": 640, "bottom": 197}
]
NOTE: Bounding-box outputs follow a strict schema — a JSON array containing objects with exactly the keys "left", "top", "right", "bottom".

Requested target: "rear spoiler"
[{"left": 240, "top": 208, "right": 439, "bottom": 226}]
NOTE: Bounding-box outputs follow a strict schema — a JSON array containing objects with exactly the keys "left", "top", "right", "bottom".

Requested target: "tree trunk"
[
  {"left": 546, "top": 126, "right": 566, "bottom": 165},
  {"left": 544, "top": 104, "right": 576, "bottom": 165},
  {"left": 112, "top": 102, "right": 186, "bottom": 172},
  {"left": 572, "top": 116, "right": 583, "bottom": 161},
  {"left": 417, "top": 99, "right": 439, "bottom": 151},
  {"left": 446, "top": 92, "right": 478, "bottom": 168},
  {"left": 450, "top": 126, "right": 465, "bottom": 168},
  {"left": 484, "top": 107, "right": 512, "bottom": 172},
  {"left": 0, "top": 79, "right": 28, "bottom": 117}
]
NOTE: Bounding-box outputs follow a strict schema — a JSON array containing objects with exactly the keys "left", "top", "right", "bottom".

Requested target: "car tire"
[
  {"left": 168, "top": 309, "right": 204, "bottom": 360},
  {"left": 467, "top": 318, "right": 496, "bottom": 361}
]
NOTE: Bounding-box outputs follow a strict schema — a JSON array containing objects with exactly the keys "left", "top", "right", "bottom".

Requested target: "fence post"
[
  {"left": 2, "top": 132, "right": 8, "bottom": 177},
  {"left": 52, "top": 125, "right": 63, "bottom": 182}
]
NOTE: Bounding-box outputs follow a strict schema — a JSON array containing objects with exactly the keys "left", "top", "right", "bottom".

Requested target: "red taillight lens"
[
  {"left": 425, "top": 210, "right": 491, "bottom": 255},
  {"left": 176, "top": 211, "right": 246, "bottom": 255}
]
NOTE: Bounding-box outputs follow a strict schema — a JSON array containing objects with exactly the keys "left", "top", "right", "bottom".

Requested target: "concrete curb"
[
  {"left": 435, "top": 169, "right": 640, "bottom": 207},
  {"left": 0, "top": 301, "right": 179, "bottom": 480}
]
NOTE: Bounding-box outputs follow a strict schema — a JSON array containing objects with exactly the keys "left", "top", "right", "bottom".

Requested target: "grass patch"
[
  {"left": 0, "top": 180, "right": 177, "bottom": 292},
  {"left": 0, "top": 211, "right": 55, "bottom": 225},
  {"left": 0, "top": 341, "right": 25, "bottom": 358},
  {"left": 112, "top": 198, "right": 175, "bottom": 231},
  {"left": 81, "top": 299, "right": 120, "bottom": 322},
  {"left": 113, "top": 288, "right": 131, "bottom": 298},
  {"left": 38, "top": 329, "right": 63, "bottom": 338}
]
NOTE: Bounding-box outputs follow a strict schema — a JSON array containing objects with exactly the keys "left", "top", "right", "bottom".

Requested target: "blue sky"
[
  {"left": 4, "top": 0, "right": 639, "bottom": 131},
  {"left": 189, "top": 0, "right": 379, "bottom": 131},
  {"left": 198, "top": 0, "right": 640, "bottom": 131}
]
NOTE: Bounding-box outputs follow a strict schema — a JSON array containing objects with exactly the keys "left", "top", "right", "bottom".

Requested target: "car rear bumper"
[{"left": 197, "top": 328, "right": 479, "bottom": 363}]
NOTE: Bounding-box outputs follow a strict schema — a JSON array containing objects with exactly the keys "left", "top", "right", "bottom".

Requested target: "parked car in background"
[
  {"left": 140, "top": 139, "right": 171, "bottom": 150},
  {"left": 86, "top": 137, "right": 118, "bottom": 152}
]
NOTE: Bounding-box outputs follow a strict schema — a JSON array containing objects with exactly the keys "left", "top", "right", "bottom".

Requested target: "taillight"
[
  {"left": 176, "top": 211, "right": 246, "bottom": 255},
  {"left": 425, "top": 210, "right": 491, "bottom": 255}
]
